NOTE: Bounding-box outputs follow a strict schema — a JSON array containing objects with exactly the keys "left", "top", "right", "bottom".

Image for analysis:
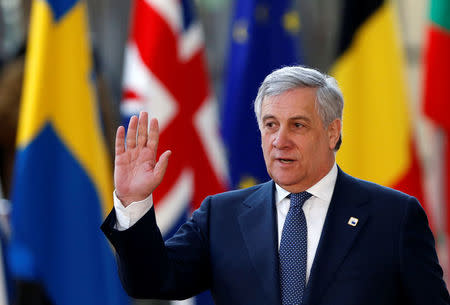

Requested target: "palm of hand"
[{"left": 114, "top": 112, "right": 171, "bottom": 207}]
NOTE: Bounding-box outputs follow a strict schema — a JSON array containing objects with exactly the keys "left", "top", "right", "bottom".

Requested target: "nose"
[{"left": 272, "top": 126, "right": 291, "bottom": 149}]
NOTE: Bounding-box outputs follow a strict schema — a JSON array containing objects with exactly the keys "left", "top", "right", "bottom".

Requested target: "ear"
[{"left": 327, "top": 119, "right": 341, "bottom": 150}]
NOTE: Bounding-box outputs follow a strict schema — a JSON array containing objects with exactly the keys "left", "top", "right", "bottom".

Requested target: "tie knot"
[{"left": 290, "top": 191, "right": 312, "bottom": 208}]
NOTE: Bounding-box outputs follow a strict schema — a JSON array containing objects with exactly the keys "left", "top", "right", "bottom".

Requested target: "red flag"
[{"left": 121, "top": 0, "right": 227, "bottom": 236}]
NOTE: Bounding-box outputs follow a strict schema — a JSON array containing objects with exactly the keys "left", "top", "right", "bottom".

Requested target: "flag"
[
  {"left": 121, "top": 0, "right": 228, "bottom": 303},
  {"left": 424, "top": 0, "right": 450, "bottom": 128},
  {"left": 332, "top": 0, "right": 430, "bottom": 224},
  {"left": 221, "top": 0, "right": 304, "bottom": 189},
  {"left": 8, "top": 1, "right": 129, "bottom": 304},
  {"left": 423, "top": 0, "right": 450, "bottom": 274}
]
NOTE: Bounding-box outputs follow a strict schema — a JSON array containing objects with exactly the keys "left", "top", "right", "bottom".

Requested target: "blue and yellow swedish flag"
[
  {"left": 221, "top": 0, "right": 304, "bottom": 189},
  {"left": 8, "top": 0, "right": 129, "bottom": 304}
]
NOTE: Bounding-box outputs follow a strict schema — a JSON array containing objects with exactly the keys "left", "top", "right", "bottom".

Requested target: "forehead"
[{"left": 261, "top": 87, "right": 318, "bottom": 117}]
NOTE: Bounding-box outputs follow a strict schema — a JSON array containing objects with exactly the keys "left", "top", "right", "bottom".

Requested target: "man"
[{"left": 102, "top": 66, "right": 449, "bottom": 305}]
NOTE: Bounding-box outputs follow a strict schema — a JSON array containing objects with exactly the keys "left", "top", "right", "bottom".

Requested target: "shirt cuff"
[{"left": 113, "top": 191, "right": 153, "bottom": 231}]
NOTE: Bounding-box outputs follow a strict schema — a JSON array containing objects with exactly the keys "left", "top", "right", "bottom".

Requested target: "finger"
[
  {"left": 115, "top": 126, "right": 125, "bottom": 155},
  {"left": 154, "top": 150, "right": 171, "bottom": 183},
  {"left": 147, "top": 117, "right": 159, "bottom": 154},
  {"left": 137, "top": 111, "right": 148, "bottom": 147},
  {"left": 126, "top": 116, "right": 138, "bottom": 149}
]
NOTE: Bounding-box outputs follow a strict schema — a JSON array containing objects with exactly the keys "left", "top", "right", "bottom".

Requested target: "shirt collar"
[{"left": 275, "top": 163, "right": 338, "bottom": 204}]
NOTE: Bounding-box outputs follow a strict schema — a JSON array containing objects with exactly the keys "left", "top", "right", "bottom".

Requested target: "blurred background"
[{"left": 0, "top": 0, "right": 448, "bottom": 304}]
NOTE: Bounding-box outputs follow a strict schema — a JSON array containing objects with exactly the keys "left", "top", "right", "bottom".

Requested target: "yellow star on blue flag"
[{"left": 221, "top": 0, "right": 304, "bottom": 189}]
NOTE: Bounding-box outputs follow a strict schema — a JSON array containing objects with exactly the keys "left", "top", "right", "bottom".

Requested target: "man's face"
[{"left": 260, "top": 87, "right": 340, "bottom": 193}]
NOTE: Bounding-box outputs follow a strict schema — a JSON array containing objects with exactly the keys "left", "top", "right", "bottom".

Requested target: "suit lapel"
[
  {"left": 304, "top": 169, "right": 370, "bottom": 305},
  {"left": 238, "top": 181, "right": 281, "bottom": 305}
]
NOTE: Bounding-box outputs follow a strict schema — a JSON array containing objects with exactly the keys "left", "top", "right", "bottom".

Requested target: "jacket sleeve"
[
  {"left": 400, "top": 196, "right": 450, "bottom": 305},
  {"left": 101, "top": 196, "right": 212, "bottom": 300}
]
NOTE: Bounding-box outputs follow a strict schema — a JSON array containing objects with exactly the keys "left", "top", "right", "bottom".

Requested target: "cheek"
[
  {"left": 261, "top": 138, "right": 274, "bottom": 164},
  {"left": 313, "top": 136, "right": 332, "bottom": 157},
  {"left": 298, "top": 137, "right": 319, "bottom": 158},
  {"left": 261, "top": 141, "right": 271, "bottom": 158},
  {"left": 261, "top": 134, "right": 271, "bottom": 150}
]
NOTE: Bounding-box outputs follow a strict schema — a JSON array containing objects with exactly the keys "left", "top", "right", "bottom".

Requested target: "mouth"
[{"left": 277, "top": 158, "right": 295, "bottom": 164}]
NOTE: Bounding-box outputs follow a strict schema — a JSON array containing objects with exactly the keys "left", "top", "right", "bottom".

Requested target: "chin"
[
  {"left": 273, "top": 177, "right": 300, "bottom": 188},
  {"left": 271, "top": 170, "right": 307, "bottom": 189}
]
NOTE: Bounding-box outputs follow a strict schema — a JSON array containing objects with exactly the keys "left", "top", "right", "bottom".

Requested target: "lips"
[{"left": 276, "top": 158, "right": 295, "bottom": 164}]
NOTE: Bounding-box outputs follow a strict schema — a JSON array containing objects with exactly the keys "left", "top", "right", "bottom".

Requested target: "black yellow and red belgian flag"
[{"left": 332, "top": 1, "right": 432, "bottom": 227}]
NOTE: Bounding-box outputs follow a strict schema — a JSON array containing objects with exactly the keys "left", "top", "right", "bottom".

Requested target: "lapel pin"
[{"left": 348, "top": 217, "right": 358, "bottom": 227}]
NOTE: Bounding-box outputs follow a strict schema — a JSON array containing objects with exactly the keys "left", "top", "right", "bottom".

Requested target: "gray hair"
[{"left": 254, "top": 66, "right": 344, "bottom": 150}]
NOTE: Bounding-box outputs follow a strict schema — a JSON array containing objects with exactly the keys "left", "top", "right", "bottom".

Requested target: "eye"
[
  {"left": 294, "top": 122, "right": 304, "bottom": 128},
  {"left": 264, "top": 121, "right": 275, "bottom": 128}
]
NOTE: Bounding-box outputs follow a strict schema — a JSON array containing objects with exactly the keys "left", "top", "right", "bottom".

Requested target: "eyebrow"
[
  {"left": 289, "top": 115, "right": 311, "bottom": 122},
  {"left": 262, "top": 115, "right": 276, "bottom": 121},
  {"left": 262, "top": 115, "right": 311, "bottom": 123}
]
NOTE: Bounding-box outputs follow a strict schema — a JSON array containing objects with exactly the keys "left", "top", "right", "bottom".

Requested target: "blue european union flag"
[{"left": 221, "top": 0, "right": 304, "bottom": 189}]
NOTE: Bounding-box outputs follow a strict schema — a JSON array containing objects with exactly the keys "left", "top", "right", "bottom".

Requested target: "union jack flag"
[{"left": 121, "top": 0, "right": 227, "bottom": 303}]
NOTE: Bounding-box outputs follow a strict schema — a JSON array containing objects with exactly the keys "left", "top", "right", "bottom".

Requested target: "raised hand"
[{"left": 114, "top": 111, "right": 171, "bottom": 207}]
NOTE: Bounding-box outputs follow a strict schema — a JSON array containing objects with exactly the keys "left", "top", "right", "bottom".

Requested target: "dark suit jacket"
[{"left": 102, "top": 168, "right": 450, "bottom": 305}]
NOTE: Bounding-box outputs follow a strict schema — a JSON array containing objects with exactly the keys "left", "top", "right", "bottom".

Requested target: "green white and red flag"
[{"left": 423, "top": 0, "right": 450, "bottom": 275}]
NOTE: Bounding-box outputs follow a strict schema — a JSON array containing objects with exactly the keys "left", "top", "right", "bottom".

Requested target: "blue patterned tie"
[{"left": 279, "top": 191, "right": 312, "bottom": 305}]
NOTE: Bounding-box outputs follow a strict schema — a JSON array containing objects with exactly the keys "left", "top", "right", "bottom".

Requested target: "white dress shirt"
[
  {"left": 114, "top": 163, "right": 338, "bottom": 281},
  {"left": 275, "top": 163, "right": 337, "bottom": 282}
]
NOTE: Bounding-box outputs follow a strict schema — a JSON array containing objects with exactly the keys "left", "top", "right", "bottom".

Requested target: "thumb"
[{"left": 154, "top": 150, "right": 172, "bottom": 183}]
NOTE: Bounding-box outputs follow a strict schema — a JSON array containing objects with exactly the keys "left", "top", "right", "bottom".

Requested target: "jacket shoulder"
[
  {"left": 339, "top": 169, "right": 419, "bottom": 210},
  {"left": 211, "top": 181, "right": 271, "bottom": 199}
]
